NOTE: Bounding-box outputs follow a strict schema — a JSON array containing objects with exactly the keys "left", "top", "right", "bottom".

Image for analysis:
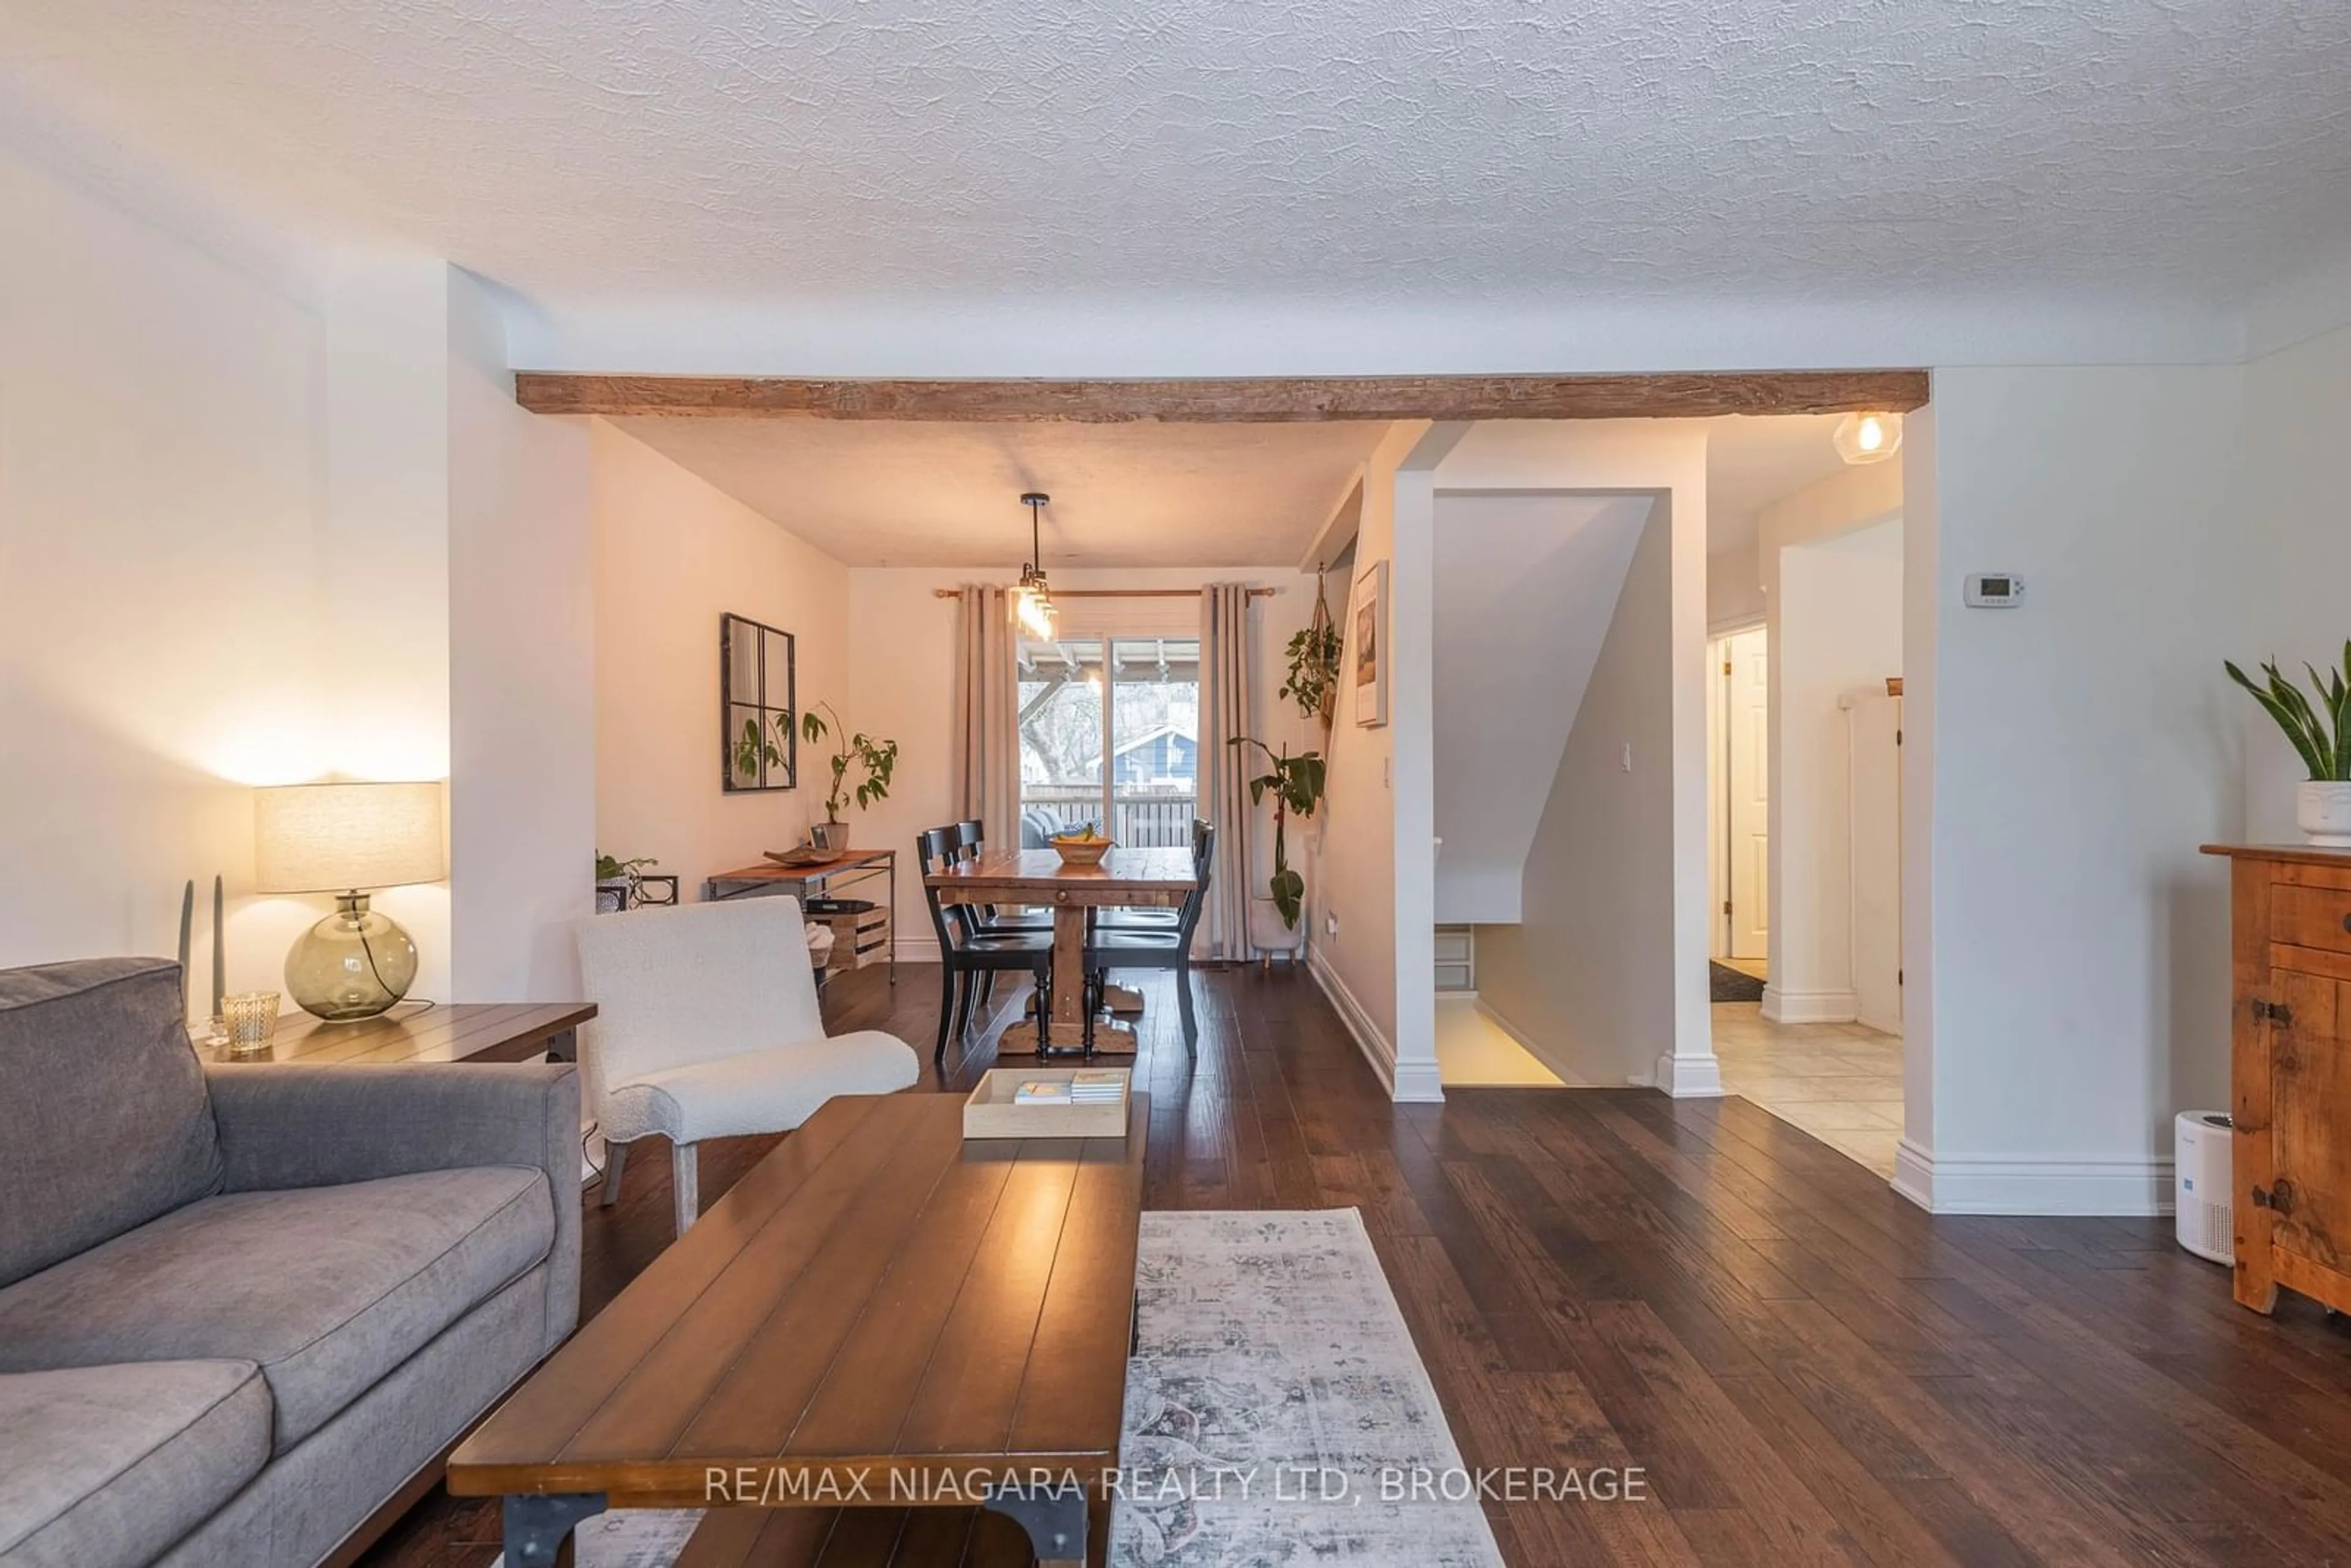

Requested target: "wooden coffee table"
[{"left": 448, "top": 1091, "right": 1147, "bottom": 1567}]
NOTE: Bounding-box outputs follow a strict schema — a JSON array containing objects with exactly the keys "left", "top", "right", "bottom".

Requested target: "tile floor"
[{"left": 1711, "top": 1001, "right": 1903, "bottom": 1177}]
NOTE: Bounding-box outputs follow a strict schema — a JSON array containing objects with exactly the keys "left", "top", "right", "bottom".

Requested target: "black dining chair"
[
  {"left": 1083, "top": 820, "right": 1213, "bottom": 1051},
  {"left": 1094, "top": 816, "right": 1212, "bottom": 932},
  {"left": 954, "top": 819, "right": 1052, "bottom": 935},
  {"left": 918, "top": 826, "right": 1054, "bottom": 1062}
]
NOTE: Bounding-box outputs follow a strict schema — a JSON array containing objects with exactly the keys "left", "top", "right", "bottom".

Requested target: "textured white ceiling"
[
  {"left": 610, "top": 418, "right": 1387, "bottom": 567},
  {"left": 5, "top": 1, "right": 2350, "bottom": 324}
]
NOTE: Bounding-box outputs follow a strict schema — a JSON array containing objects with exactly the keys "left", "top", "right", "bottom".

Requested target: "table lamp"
[{"left": 256, "top": 781, "right": 444, "bottom": 1019}]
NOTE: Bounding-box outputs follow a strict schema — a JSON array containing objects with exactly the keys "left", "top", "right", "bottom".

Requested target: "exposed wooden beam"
[{"left": 514, "top": 370, "right": 1930, "bottom": 422}]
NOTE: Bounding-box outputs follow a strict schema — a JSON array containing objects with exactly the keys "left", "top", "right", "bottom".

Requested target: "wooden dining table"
[{"left": 925, "top": 844, "right": 1197, "bottom": 1055}]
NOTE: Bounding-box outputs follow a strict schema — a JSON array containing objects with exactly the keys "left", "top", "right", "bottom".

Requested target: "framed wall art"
[{"left": 1351, "top": 559, "right": 1389, "bottom": 728}]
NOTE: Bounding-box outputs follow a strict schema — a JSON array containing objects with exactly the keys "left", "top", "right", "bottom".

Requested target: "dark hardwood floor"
[{"left": 367, "top": 962, "right": 2351, "bottom": 1567}]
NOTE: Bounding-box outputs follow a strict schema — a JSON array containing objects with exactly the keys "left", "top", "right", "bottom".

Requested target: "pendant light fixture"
[
  {"left": 1832, "top": 410, "right": 1903, "bottom": 465},
  {"left": 1011, "top": 490, "right": 1057, "bottom": 640}
]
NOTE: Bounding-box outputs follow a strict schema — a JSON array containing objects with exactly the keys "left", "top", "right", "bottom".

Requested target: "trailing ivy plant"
[
  {"left": 2227, "top": 646, "right": 2351, "bottom": 781},
  {"left": 1229, "top": 737, "right": 1326, "bottom": 928},
  {"left": 1279, "top": 573, "right": 1343, "bottom": 728},
  {"left": 800, "top": 702, "right": 900, "bottom": 822}
]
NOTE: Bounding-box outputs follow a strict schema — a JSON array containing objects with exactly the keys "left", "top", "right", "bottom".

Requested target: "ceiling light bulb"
[
  {"left": 1011, "top": 585, "right": 1056, "bottom": 640},
  {"left": 1833, "top": 411, "right": 1903, "bottom": 465}
]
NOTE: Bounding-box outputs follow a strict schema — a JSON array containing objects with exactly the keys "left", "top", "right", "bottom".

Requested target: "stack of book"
[
  {"left": 1068, "top": 1070, "right": 1125, "bottom": 1104},
  {"left": 1011, "top": 1071, "right": 1127, "bottom": 1107}
]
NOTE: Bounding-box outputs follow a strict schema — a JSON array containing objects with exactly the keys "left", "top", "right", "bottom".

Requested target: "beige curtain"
[
  {"left": 1196, "top": 583, "right": 1255, "bottom": 961},
  {"left": 950, "top": 586, "right": 1021, "bottom": 842}
]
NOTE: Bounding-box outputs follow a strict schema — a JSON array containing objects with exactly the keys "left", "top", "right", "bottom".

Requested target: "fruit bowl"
[{"left": 1049, "top": 834, "right": 1114, "bottom": 868}]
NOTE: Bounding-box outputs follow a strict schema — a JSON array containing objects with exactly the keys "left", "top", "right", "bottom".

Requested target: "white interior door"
[
  {"left": 1727, "top": 628, "right": 1769, "bottom": 961},
  {"left": 1850, "top": 692, "right": 1903, "bottom": 1034},
  {"left": 1708, "top": 634, "right": 1728, "bottom": 958}
]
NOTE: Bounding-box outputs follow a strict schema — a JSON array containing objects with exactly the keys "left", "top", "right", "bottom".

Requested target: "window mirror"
[{"left": 721, "top": 612, "right": 797, "bottom": 792}]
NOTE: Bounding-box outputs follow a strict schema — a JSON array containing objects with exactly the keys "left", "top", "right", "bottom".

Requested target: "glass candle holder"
[{"left": 220, "top": 991, "right": 283, "bottom": 1058}]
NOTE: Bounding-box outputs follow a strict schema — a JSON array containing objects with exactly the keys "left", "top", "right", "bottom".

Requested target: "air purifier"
[{"left": 2174, "top": 1111, "right": 2233, "bottom": 1265}]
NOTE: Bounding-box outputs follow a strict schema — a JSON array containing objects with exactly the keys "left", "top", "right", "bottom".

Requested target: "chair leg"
[
  {"left": 599, "top": 1139, "right": 629, "bottom": 1206},
  {"left": 936, "top": 964, "right": 959, "bottom": 1062},
  {"left": 672, "top": 1141, "right": 700, "bottom": 1237},
  {"left": 1176, "top": 964, "right": 1198, "bottom": 1051},
  {"left": 981, "top": 971, "right": 997, "bottom": 1007},
  {"left": 951, "top": 968, "right": 977, "bottom": 1044}
]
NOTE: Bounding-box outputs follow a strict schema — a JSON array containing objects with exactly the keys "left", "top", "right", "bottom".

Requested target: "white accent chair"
[{"left": 573, "top": 896, "right": 918, "bottom": 1236}]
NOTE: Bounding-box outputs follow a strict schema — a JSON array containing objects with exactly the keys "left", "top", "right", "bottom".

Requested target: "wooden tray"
[{"left": 962, "top": 1067, "right": 1131, "bottom": 1139}]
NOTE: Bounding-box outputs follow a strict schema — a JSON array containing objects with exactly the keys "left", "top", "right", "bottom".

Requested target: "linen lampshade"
[{"left": 255, "top": 782, "right": 445, "bottom": 893}]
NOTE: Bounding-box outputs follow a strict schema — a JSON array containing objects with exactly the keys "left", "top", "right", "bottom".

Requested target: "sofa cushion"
[
  {"left": 0, "top": 1359, "right": 269, "bottom": 1568},
  {"left": 0, "top": 1166, "right": 552, "bottom": 1453},
  {"left": 0, "top": 958, "right": 221, "bottom": 1289},
  {"left": 602, "top": 1030, "right": 918, "bottom": 1144}
]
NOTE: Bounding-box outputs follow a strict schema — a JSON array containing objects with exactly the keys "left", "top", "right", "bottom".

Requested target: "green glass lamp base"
[{"left": 285, "top": 892, "right": 419, "bottom": 1021}]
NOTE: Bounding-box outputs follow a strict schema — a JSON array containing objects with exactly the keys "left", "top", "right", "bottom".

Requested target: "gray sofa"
[{"left": 0, "top": 958, "right": 581, "bottom": 1568}]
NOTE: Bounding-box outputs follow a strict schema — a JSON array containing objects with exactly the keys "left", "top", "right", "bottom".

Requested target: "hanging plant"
[{"left": 1280, "top": 570, "right": 1343, "bottom": 730}]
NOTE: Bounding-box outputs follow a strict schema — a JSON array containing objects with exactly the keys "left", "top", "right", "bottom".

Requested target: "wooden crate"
[{"left": 962, "top": 1068, "right": 1132, "bottom": 1140}]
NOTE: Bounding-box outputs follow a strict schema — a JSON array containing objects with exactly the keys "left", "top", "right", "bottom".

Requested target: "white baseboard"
[
  {"left": 893, "top": 937, "right": 943, "bottom": 965},
  {"left": 1651, "top": 1051, "right": 1725, "bottom": 1098},
  {"left": 1761, "top": 986, "right": 1859, "bottom": 1024},
  {"left": 1894, "top": 1137, "right": 2173, "bottom": 1215},
  {"left": 1308, "top": 948, "right": 1442, "bottom": 1103}
]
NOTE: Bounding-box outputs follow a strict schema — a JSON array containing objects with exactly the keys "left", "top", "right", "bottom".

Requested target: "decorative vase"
[
  {"left": 2298, "top": 781, "right": 2351, "bottom": 847},
  {"left": 811, "top": 819, "right": 851, "bottom": 852}
]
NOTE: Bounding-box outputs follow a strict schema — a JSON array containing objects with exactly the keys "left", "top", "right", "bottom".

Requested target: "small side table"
[{"left": 197, "top": 1001, "right": 595, "bottom": 1067}]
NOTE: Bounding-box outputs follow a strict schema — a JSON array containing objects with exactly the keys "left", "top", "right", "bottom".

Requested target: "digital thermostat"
[{"left": 1965, "top": 572, "right": 2026, "bottom": 608}]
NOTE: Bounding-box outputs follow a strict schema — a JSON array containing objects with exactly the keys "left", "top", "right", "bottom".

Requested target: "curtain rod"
[{"left": 931, "top": 587, "right": 1277, "bottom": 600}]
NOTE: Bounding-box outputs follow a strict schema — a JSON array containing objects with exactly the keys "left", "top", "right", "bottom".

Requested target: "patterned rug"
[{"left": 492, "top": 1208, "right": 1501, "bottom": 1567}]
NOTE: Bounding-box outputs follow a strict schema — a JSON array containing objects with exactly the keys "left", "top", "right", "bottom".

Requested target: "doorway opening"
[{"left": 1708, "top": 624, "right": 1769, "bottom": 991}]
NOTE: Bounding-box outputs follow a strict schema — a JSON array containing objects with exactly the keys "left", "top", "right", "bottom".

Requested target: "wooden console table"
[
  {"left": 706, "top": 849, "right": 898, "bottom": 980},
  {"left": 195, "top": 1000, "right": 594, "bottom": 1067}
]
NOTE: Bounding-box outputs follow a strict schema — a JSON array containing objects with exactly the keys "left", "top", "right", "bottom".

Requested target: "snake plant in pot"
[
  {"left": 2227, "top": 645, "right": 2351, "bottom": 846},
  {"left": 1229, "top": 737, "right": 1325, "bottom": 951}
]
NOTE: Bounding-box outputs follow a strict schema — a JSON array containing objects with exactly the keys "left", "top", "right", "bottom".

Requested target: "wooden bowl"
[
  {"left": 1049, "top": 836, "right": 1114, "bottom": 868},
  {"left": 764, "top": 847, "right": 833, "bottom": 868}
]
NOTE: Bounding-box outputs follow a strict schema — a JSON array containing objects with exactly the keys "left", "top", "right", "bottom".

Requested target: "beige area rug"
[{"left": 494, "top": 1208, "right": 1502, "bottom": 1566}]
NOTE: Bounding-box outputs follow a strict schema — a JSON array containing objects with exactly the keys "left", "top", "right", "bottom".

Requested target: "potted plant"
[
  {"left": 594, "top": 852, "right": 658, "bottom": 913},
  {"left": 1279, "top": 572, "right": 1343, "bottom": 733},
  {"left": 2227, "top": 646, "right": 2351, "bottom": 845},
  {"left": 1229, "top": 737, "right": 1326, "bottom": 955},
  {"left": 800, "top": 702, "right": 899, "bottom": 852}
]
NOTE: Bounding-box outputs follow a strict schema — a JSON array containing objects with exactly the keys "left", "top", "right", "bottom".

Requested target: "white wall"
[
  {"left": 1708, "top": 542, "right": 1765, "bottom": 629},
  {"left": 1305, "top": 423, "right": 1430, "bottom": 1095},
  {"left": 1438, "top": 420, "right": 1716, "bottom": 1093},
  {"left": 1477, "top": 511, "right": 1678, "bottom": 1087},
  {"left": 846, "top": 565, "right": 1312, "bottom": 961},
  {"left": 1432, "top": 492, "right": 1651, "bottom": 923},
  {"left": 1900, "top": 367, "right": 2243, "bottom": 1214},
  {"left": 1766, "top": 517, "right": 1903, "bottom": 1023},
  {"left": 591, "top": 420, "right": 851, "bottom": 898},
  {"left": 0, "top": 139, "right": 329, "bottom": 1011},
  {"left": 2244, "top": 322, "right": 2351, "bottom": 838},
  {"left": 446, "top": 267, "right": 595, "bottom": 1000}
]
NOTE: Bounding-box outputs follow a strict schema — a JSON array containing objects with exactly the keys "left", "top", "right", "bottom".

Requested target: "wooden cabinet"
[{"left": 2205, "top": 843, "right": 2351, "bottom": 1315}]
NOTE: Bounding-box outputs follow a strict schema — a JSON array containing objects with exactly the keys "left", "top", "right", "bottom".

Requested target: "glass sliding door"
[{"left": 1016, "top": 632, "right": 1201, "bottom": 849}]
